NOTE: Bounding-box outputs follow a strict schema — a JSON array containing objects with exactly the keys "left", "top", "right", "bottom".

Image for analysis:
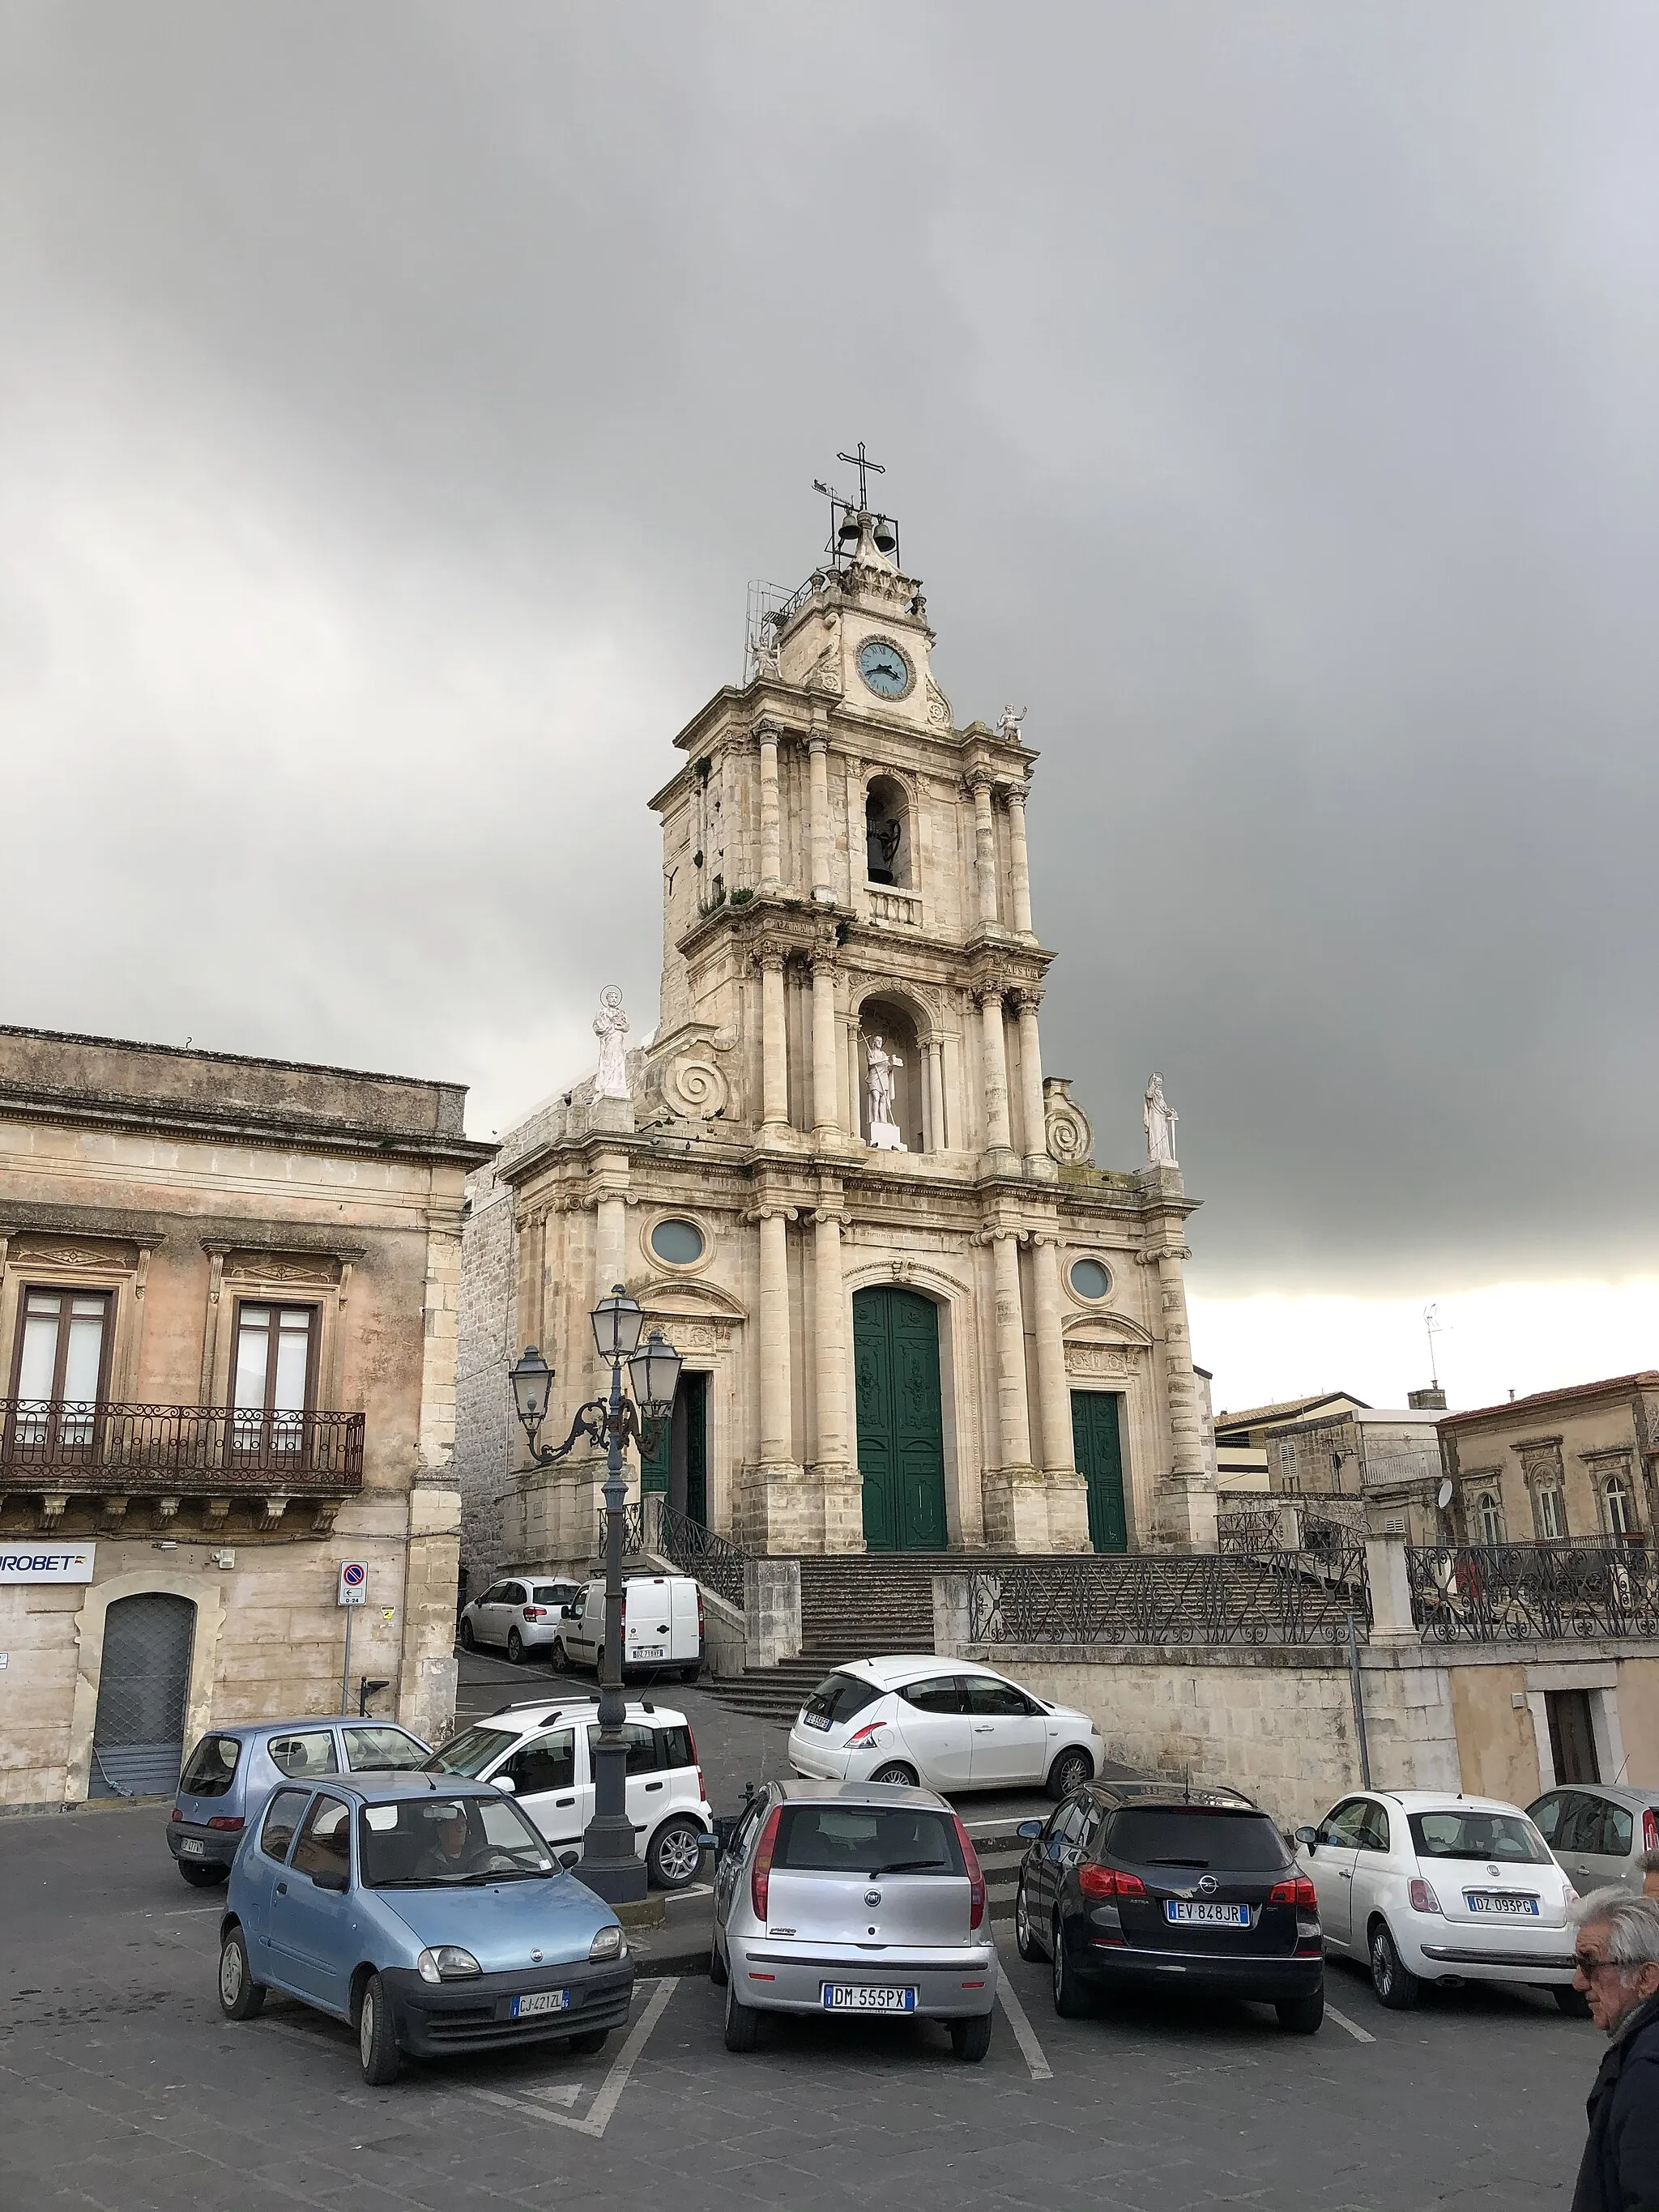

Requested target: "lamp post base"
[{"left": 576, "top": 1812, "right": 650, "bottom": 1904}]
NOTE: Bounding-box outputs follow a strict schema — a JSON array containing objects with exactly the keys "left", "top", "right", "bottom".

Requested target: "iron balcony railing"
[
  {"left": 0, "top": 1400, "right": 365, "bottom": 1491},
  {"left": 605, "top": 1494, "right": 748, "bottom": 1607},
  {"left": 1215, "top": 1490, "right": 1371, "bottom": 1555},
  {"left": 968, "top": 1549, "right": 1371, "bottom": 1650},
  {"left": 1407, "top": 1541, "right": 1659, "bottom": 1642}
]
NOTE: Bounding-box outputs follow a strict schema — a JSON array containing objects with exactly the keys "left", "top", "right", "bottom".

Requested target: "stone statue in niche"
[
  {"left": 593, "top": 987, "right": 630, "bottom": 1099},
  {"left": 864, "top": 1034, "right": 906, "bottom": 1151},
  {"left": 1144, "top": 1071, "right": 1179, "bottom": 1167}
]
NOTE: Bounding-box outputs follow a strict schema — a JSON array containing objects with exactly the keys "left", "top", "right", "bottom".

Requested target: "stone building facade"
[
  {"left": 0, "top": 1026, "right": 493, "bottom": 1808},
  {"left": 457, "top": 497, "right": 1217, "bottom": 1578},
  {"left": 1439, "top": 1373, "right": 1659, "bottom": 1548}
]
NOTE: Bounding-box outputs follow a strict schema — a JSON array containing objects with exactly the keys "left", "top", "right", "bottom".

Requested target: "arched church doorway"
[
  {"left": 853, "top": 1285, "right": 948, "bottom": 1552},
  {"left": 90, "top": 1591, "right": 196, "bottom": 1797}
]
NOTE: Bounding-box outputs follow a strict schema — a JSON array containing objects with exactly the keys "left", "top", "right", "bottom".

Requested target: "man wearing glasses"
[{"left": 1568, "top": 1889, "right": 1659, "bottom": 2212}]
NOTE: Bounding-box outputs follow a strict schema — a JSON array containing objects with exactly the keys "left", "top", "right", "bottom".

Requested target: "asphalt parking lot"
[{"left": 0, "top": 1660, "right": 1597, "bottom": 2212}]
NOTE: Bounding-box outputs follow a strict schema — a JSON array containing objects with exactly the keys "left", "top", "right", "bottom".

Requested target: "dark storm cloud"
[{"left": 3, "top": 2, "right": 1657, "bottom": 1290}]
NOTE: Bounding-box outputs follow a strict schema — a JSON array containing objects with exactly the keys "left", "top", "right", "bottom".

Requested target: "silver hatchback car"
[{"left": 710, "top": 1779, "right": 997, "bottom": 2061}]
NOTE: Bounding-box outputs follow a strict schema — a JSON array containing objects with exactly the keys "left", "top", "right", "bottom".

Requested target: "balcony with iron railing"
[{"left": 0, "top": 1400, "right": 365, "bottom": 1494}]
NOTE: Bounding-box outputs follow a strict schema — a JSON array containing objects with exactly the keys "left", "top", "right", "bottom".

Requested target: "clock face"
[{"left": 858, "top": 637, "right": 912, "bottom": 699}]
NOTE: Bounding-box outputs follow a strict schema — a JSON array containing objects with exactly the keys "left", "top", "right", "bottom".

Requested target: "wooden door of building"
[
  {"left": 854, "top": 1286, "right": 947, "bottom": 1552},
  {"left": 640, "top": 1370, "right": 709, "bottom": 1528},
  {"left": 1070, "top": 1390, "right": 1128, "bottom": 1554}
]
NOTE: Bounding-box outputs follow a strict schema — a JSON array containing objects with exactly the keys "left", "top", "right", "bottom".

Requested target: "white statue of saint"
[
  {"left": 593, "top": 986, "right": 630, "bottom": 1099},
  {"left": 997, "top": 703, "right": 1026, "bottom": 744},
  {"left": 864, "top": 1032, "right": 906, "bottom": 1150},
  {"left": 1144, "top": 1071, "right": 1178, "bottom": 1167}
]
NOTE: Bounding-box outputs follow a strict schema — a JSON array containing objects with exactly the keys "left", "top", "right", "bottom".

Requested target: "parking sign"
[{"left": 337, "top": 1560, "right": 368, "bottom": 1607}]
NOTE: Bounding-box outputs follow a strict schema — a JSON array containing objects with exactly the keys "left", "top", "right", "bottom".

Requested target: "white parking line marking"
[
  {"left": 467, "top": 1976, "right": 679, "bottom": 2137},
  {"left": 1324, "top": 2004, "right": 1375, "bottom": 2044},
  {"left": 992, "top": 1946, "right": 1053, "bottom": 2081}
]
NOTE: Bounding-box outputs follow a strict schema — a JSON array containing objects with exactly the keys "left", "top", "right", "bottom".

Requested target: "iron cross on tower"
[{"left": 838, "top": 441, "right": 885, "bottom": 510}]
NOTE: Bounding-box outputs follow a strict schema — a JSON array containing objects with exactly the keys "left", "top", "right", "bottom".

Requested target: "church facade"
[{"left": 456, "top": 492, "right": 1217, "bottom": 1574}]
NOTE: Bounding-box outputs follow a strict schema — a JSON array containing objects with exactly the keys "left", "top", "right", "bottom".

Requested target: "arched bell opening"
[{"left": 864, "top": 775, "right": 911, "bottom": 889}]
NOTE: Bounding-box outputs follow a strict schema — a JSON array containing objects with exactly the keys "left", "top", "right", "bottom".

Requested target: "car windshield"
[
  {"left": 1409, "top": 1809, "right": 1551, "bottom": 1865},
  {"left": 179, "top": 1735, "right": 241, "bottom": 1797},
  {"left": 1107, "top": 1808, "right": 1290, "bottom": 1873},
  {"left": 422, "top": 1726, "right": 516, "bottom": 1779},
  {"left": 774, "top": 1804, "right": 964, "bottom": 1877},
  {"left": 358, "top": 1794, "right": 555, "bottom": 1886},
  {"left": 800, "top": 1672, "right": 884, "bottom": 1728}
]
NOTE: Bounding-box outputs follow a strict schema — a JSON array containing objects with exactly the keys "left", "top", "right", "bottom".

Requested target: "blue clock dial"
[{"left": 858, "top": 637, "right": 911, "bottom": 698}]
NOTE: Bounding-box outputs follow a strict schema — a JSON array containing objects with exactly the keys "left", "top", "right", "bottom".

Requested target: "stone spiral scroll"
[{"left": 663, "top": 1054, "right": 730, "bottom": 1119}]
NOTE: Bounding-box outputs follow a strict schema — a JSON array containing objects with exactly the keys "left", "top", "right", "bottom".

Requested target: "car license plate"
[
  {"left": 178, "top": 1839, "right": 206, "bottom": 1857},
  {"left": 511, "top": 1988, "right": 571, "bottom": 2018},
  {"left": 633, "top": 1645, "right": 664, "bottom": 1659},
  {"left": 1465, "top": 1892, "right": 1539, "bottom": 1916},
  {"left": 1165, "top": 1901, "right": 1250, "bottom": 1925},
  {"left": 821, "top": 1983, "right": 918, "bottom": 2012},
  {"left": 801, "top": 1711, "right": 830, "bottom": 1730}
]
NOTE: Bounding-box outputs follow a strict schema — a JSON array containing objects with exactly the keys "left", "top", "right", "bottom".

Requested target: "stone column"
[
  {"left": 924, "top": 1042, "right": 945, "bottom": 1153},
  {"left": 1012, "top": 990, "right": 1056, "bottom": 1181},
  {"left": 758, "top": 949, "right": 788, "bottom": 1137},
  {"left": 1031, "top": 1232, "right": 1090, "bottom": 1549},
  {"left": 976, "top": 987, "right": 1016, "bottom": 1166},
  {"left": 757, "top": 1205, "right": 794, "bottom": 1468},
  {"left": 810, "top": 1200, "right": 859, "bottom": 1550},
  {"left": 807, "top": 733, "right": 834, "bottom": 903},
  {"left": 811, "top": 957, "right": 840, "bottom": 1143},
  {"left": 968, "top": 772, "right": 1000, "bottom": 927},
  {"left": 1141, "top": 1221, "right": 1217, "bottom": 1549},
  {"left": 1004, "top": 783, "right": 1034, "bottom": 937},
  {"left": 757, "top": 724, "right": 782, "bottom": 892},
  {"left": 990, "top": 1229, "right": 1033, "bottom": 1473}
]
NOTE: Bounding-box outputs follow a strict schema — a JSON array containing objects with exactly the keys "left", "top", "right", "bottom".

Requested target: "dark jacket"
[{"left": 1572, "top": 1990, "right": 1659, "bottom": 2212}]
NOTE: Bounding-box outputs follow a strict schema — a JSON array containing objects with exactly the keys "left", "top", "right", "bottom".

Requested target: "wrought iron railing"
[
  {"left": 0, "top": 1400, "right": 365, "bottom": 1490},
  {"left": 1215, "top": 1490, "right": 1371, "bottom": 1555},
  {"left": 1407, "top": 1541, "right": 1659, "bottom": 1642},
  {"left": 968, "top": 1549, "right": 1371, "bottom": 1649},
  {"left": 603, "top": 1494, "right": 748, "bottom": 1607}
]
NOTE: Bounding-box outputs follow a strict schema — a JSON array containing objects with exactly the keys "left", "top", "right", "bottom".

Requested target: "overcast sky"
[{"left": 5, "top": 3, "right": 1657, "bottom": 1410}]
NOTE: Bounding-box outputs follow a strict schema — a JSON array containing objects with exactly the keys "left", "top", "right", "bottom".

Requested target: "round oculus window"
[
  {"left": 650, "top": 1217, "right": 706, "bottom": 1267},
  {"left": 1068, "top": 1257, "right": 1111, "bottom": 1302}
]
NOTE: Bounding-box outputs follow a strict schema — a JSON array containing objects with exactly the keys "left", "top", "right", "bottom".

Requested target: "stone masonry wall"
[{"left": 455, "top": 1168, "right": 516, "bottom": 1592}]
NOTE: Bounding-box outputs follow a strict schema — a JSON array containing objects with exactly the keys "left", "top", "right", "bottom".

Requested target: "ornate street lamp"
[{"left": 508, "top": 1290, "right": 680, "bottom": 1904}]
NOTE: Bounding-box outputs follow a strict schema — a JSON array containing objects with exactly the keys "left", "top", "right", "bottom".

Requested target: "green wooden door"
[
  {"left": 854, "top": 1286, "right": 948, "bottom": 1552},
  {"left": 683, "top": 1371, "right": 708, "bottom": 1525},
  {"left": 1071, "top": 1391, "right": 1128, "bottom": 1554},
  {"left": 640, "top": 1395, "right": 671, "bottom": 1494}
]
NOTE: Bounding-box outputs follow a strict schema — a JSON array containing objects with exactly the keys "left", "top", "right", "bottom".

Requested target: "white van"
[{"left": 552, "top": 1575, "right": 703, "bottom": 1683}]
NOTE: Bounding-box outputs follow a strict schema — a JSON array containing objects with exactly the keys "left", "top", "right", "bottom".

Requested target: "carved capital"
[
  {"left": 743, "top": 1203, "right": 800, "bottom": 1226},
  {"left": 963, "top": 769, "right": 996, "bottom": 797},
  {"left": 1009, "top": 987, "right": 1043, "bottom": 1015},
  {"left": 973, "top": 982, "right": 1005, "bottom": 1012},
  {"left": 1137, "top": 1244, "right": 1192, "bottom": 1266}
]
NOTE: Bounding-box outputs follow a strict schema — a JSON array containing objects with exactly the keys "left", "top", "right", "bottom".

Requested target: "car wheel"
[
  {"left": 567, "top": 2028, "right": 609, "bottom": 2056},
  {"left": 648, "top": 1818, "right": 706, "bottom": 1890},
  {"left": 950, "top": 2012, "right": 993, "bottom": 2062},
  {"left": 217, "top": 1925, "right": 265, "bottom": 2020},
  {"left": 549, "top": 1639, "right": 570, "bottom": 1674},
  {"left": 1555, "top": 1986, "right": 1592, "bottom": 2019},
  {"left": 357, "top": 1971, "right": 402, "bottom": 2085},
  {"left": 1047, "top": 1747, "right": 1094, "bottom": 1801},
  {"left": 1051, "top": 1917, "right": 1090, "bottom": 2018},
  {"left": 1015, "top": 1879, "right": 1043, "bottom": 1963},
  {"left": 1276, "top": 1988, "right": 1324, "bottom": 2035},
  {"left": 458, "top": 1619, "right": 476, "bottom": 1652},
  {"left": 179, "top": 1860, "right": 228, "bottom": 1888},
  {"left": 868, "top": 1761, "right": 919, "bottom": 1787},
  {"left": 709, "top": 1937, "right": 729, "bottom": 1986},
  {"left": 723, "top": 1976, "right": 760, "bottom": 2052},
  {"left": 507, "top": 1629, "right": 525, "bottom": 1664},
  {"left": 1369, "top": 1920, "right": 1422, "bottom": 2011},
  {"left": 680, "top": 1663, "right": 700, "bottom": 1685}
]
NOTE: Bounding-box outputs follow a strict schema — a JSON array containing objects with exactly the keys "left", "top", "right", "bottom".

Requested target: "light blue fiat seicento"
[{"left": 218, "top": 1771, "right": 632, "bottom": 2084}]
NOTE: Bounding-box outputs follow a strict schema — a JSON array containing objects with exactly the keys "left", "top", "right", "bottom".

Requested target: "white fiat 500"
[
  {"left": 1294, "top": 1789, "right": 1582, "bottom": 2013},
  {"left": 787, "top": 1656, "right": 1102, "bottom": 1801}
]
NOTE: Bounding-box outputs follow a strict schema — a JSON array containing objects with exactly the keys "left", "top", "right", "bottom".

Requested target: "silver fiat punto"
[{"left": 710, "top": 1778, "right": 997, "bottom": 2061}]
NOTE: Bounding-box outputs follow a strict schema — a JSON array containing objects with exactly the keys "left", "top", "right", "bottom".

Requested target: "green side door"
[
  {"left": 854, "top": 1285, "right": 948, "bottom": 1553},
  {"left": 1071, "top": 1390, "right": 1128, "bottom": 1554}
]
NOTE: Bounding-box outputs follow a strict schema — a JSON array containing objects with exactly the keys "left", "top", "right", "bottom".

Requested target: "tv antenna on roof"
[{"left": 1423, "top": 1302, "right": 1444, "bottom": 1388}]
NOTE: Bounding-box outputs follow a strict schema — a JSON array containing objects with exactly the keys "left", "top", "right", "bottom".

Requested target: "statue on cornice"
[
  {"left": 594, "top": 987, "right": 630, "bottom": 1100},
  {"left": 1144, "top": 1072, "right": 1179, "bottom": 1167},
  {"left": 997, "top": 704, "right": 1026, "bottom": 744}
]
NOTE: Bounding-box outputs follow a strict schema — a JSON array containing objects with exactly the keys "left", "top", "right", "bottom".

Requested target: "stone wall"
[{"left": 455, "top": 1166, "right": 516, "bottom": 1589}]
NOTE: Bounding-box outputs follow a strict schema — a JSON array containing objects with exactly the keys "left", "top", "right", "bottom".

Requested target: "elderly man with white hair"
[{"left": 1567, "top": 1888, "right": 1659, "bottom": 2212}]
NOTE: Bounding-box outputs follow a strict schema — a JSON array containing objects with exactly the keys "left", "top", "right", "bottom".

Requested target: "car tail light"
[
  {"left": 171, "top": 1805, "right": 183, "bottom": 1823},
  {"left": 1646, "top": 1808, "right": 1658, "bottom": 1856},
  {"left": 951, "top": 1813, "right": 986, "bottom": 1930},
  {"left": 1269, "top": 1877, "right": 1318, "bottom": 1910},
  {"left": 207, "top": 1816, "right": 245, "bottom": 1832},
  {"left": 523, "top": 1606, "right": 545, "bottom": 1619},
  {"left": 750, "top": 1803, "right": 782, "bottom": 1920},
  {"left": 697, "top": 1591, "right": 705, "bottom": 1643},
  {"left": 846, "top": 1722, "right": 886, "bottom": 1748},
  {"left": 1408, "top": 1877, "right": 1443, "bottom": 1915},
  {"left": 1077, "top": 1865, "right": 1146, "bottom": 1899}
]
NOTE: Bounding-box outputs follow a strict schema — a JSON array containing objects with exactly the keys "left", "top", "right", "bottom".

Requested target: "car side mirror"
[
  {"left": 561, "top": 1605, "right": 574, "bottom": 1619},
  {"left": 312, "top": 1869, "right": 349, "bottom": 1894},
  {"left": 1294, "top": 1826, "right": 1318, "bottom": 1851},
  {"left": 1016, "top": 1819, "right": 1044, "bottom": 1840},
  {"left": 697, "top": 1831, "right": 719, "bottom": 1856},
  {"left": 492, "top": 1775, "right": 517, "bottom": 1794},
  {"left": 558, "top": 1849, "right": 580, "bottom": 1870}
]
